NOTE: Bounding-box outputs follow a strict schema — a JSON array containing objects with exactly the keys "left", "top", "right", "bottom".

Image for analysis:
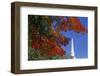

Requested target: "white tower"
[{"left": 70, "top": 38, "right": 75, "bottom": 59}]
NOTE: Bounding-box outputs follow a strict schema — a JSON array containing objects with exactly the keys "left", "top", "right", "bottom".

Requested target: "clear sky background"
[{"left": 60, "top": 17, "right": 88, "bottom": 58}]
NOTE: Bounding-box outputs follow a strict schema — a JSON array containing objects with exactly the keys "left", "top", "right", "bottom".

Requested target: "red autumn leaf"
[
  {"left": 60, "top": 20, "right": 70, "bottom": 31},
  {"left": 59, "top": 17, "right": 87, "bottom": 33},
  {"left": 47, "top": 39, "right": 55, "bottom": 47},
  {"left": 68, "top": 17, "right": 87, "bottom": 33},
  {"left": 32, "top": 42, "right": 40, "bottom": 49},
  {"left": 48, "top": 44, "right": 65, "bottom": 57}
]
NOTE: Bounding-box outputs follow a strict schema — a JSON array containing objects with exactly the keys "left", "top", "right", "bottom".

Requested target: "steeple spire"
[{"left": 70, "top": 38, "right": 75, "bottom": 59}]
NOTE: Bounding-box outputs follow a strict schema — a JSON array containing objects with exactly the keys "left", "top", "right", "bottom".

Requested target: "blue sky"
[{"left": 60, "top": 17, "right": 88, "bottom": 58}]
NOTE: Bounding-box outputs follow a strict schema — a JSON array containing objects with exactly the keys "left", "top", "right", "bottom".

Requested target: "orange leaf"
[{"left": 68, "top": 17, "right": 87, "bottom": 33}]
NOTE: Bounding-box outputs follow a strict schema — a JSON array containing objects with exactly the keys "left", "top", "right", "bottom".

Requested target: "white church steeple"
[{"left": 70, "top": 38, "right": 75, "bottom": 59}]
